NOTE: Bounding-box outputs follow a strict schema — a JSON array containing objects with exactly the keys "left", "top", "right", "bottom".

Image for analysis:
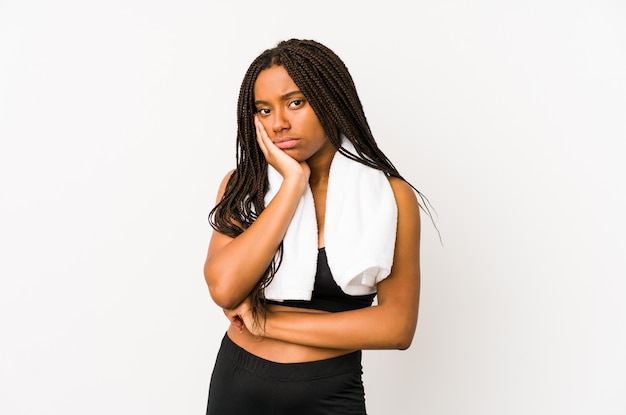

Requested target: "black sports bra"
[{"left": 266, "top": 248, "right": 376, "bottom": 312}]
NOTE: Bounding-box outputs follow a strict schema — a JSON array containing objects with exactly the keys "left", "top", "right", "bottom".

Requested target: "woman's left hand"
[{"left": 223, "top": 297, "right": 266, "bottom": 337}]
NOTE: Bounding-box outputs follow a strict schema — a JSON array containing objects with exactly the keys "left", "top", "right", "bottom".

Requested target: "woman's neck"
[{"left": 307, "top": 148, "right": 336, "bottom": 188}]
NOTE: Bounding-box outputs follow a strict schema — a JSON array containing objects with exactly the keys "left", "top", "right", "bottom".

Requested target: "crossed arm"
[{"left": 205, "top": 176, "right": 421, "bottom": 351}]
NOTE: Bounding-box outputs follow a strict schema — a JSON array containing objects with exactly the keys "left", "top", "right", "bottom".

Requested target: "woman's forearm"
[
  {"left": 205, "top": 176, "right": 307, "bottom": 309},
  {"left": 263, "top": 303, "right": 418, "bottom": 351}
]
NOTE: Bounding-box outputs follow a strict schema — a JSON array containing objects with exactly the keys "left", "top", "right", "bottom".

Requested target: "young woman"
[{"left": 204, "top": 39, "right": 422, "bottom": 415}]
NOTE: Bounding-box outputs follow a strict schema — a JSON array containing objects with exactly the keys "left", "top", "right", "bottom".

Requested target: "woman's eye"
[
  {"left": 290, "top": 99, "right": 304, "bottom": 108},
  {"left": 257, "top": 108, "right": 270, "bottom": 115}
]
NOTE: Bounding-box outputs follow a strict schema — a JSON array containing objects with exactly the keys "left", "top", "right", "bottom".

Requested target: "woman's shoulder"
[
  {"left": 214, "top": 169, "right": 236, "bottom": 200},
  {"left": 387, "top": 177, "right": 419, "bottom": 204},
  {"left": 387, "top": 177, "right": 422, "bottom": 222}
]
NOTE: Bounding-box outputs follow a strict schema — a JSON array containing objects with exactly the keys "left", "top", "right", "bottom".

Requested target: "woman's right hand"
[{"left": 255, "top": 116, "right": 310, "bottom": 184}]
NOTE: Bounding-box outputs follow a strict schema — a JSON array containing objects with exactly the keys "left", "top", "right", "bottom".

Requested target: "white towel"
[{"left": 264, "top": 139, "right": 398, "bottom": 301}]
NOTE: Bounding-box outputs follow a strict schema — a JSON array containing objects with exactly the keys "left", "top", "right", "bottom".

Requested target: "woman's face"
[{"left": 253, "top": 65, "right": 335, "bottom": 164}]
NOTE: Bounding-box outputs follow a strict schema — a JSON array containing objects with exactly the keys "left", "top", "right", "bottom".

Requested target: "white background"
[{"left": 1, "top": 1, "right": 625, "bottom": 414}]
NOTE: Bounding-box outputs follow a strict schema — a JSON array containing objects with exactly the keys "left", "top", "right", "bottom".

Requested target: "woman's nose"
[{"left": 271, "top": 109, "right": 290, "bottom": 133}]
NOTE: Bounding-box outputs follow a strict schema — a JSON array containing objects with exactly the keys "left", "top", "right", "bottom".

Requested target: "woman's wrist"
[
  {"left": 279, "top": 173, "right": 308, "bottom": 196},
  {"left": 260, "top": 309, "right": 277, "bottom": 339}
]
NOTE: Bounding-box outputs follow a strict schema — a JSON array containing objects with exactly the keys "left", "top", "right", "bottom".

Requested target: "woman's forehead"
[{"left": 254, "top": 66, "right": 300, "bottom": 100}]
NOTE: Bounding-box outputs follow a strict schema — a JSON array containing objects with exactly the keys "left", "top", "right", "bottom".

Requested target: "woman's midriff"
[{"left": 226, "top": 304, "right": 357, "bottom": 363}]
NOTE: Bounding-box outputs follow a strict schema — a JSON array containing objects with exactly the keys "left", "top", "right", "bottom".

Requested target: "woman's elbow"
[
  {"left": 389, "top": 318, "right": 417, "bottom": 350},
  {"left": 208, "top": 284, "right": 236, "bottom": 309},
  {"left": 205, "top": 271, "right": 242, "bottom": 310},
  {"left": 396, "top": 335, "right": 414, "bottom": 350},
  {"left": 389, "top": 331, "right": 414, "bottom": 350}
]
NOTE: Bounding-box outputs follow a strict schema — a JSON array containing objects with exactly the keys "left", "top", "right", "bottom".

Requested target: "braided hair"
[{"left": 209, "top": 39, "right": 432, "bottom": 319}]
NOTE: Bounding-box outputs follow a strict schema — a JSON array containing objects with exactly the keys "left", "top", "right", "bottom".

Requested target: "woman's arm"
[
  {"left": 230, "top": 177, "right": 421, "bottom": 350},
  {"left": 204, "top": 118, "right": 310, "bottom": 310}
]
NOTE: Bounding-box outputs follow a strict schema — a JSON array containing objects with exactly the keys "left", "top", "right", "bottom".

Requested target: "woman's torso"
[{"left": 228, "top": 248, "right": 375, "bottom": 363}]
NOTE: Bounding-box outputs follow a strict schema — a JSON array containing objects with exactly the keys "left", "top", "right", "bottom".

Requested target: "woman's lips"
[{"left": 274, "top": 139, "right": 298, "bottom": 149}]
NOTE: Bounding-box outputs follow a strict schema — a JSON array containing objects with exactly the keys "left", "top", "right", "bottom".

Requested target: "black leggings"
[{"left": 206, "top": 333, "right": 367, "bottom": 415}]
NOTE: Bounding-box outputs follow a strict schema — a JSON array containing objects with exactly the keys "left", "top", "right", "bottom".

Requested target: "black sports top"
[{"left": 266, "top": 248, "right": 376, "bottom": 312}]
